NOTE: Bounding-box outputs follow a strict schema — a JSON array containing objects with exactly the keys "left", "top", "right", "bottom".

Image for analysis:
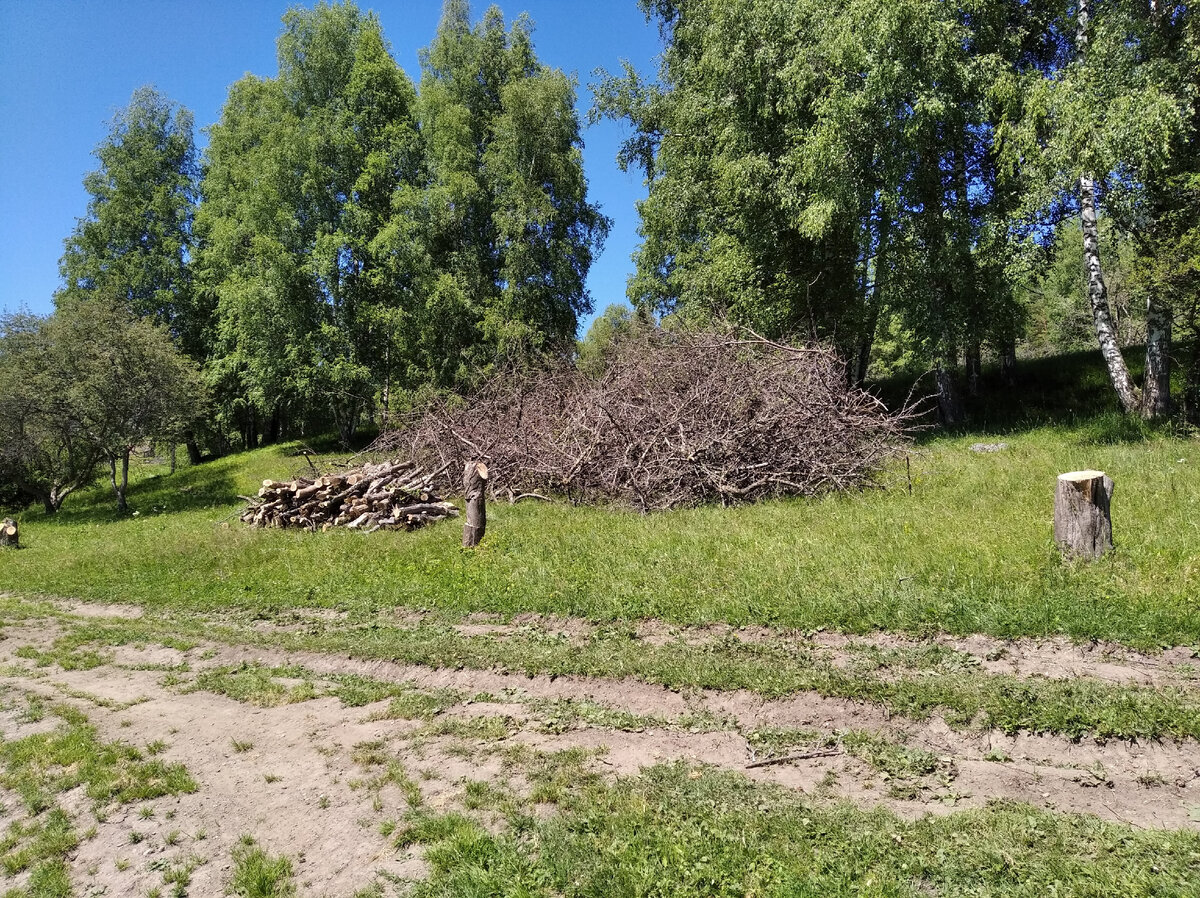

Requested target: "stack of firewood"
[{"left": 240, "top": 460, "right": 458, "bottom": 532}]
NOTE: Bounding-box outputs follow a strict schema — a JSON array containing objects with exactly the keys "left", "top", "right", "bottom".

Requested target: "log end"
[{"left": 1057, "top": 469, "right": 1106, "bottom": 483}]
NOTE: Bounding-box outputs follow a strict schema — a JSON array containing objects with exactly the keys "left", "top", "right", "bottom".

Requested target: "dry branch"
[{"left": 374, "top": 326, "right": 912, "bottom": 511}]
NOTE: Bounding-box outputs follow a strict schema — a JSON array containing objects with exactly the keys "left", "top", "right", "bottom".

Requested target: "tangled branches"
[{"left": 375, "top": 327, "right": 911, "bottom": 511}]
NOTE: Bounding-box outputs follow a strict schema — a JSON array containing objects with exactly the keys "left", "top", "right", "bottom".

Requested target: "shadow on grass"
[
  {"left": 874, "top": 343, "right": 1193, "bottom": 443},
  {"left": 28, "top": 457, "right": 240, "bottom": 527}
]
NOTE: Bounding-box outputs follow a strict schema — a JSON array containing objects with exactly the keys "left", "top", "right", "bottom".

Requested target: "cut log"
[
  {"left": 1054, "top": 470, "right": 1114, "bottom": 559},
  {"left": 1, "top": 518, "right": 17, "bottom": 549},
  {"left": 240, "top": 459, "right": 458, "bottom": 534},
  {"left": 463, "top": 461, "right": 489, "bottom": 547}
]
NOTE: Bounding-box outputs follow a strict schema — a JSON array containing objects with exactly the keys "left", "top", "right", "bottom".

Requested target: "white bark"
[
  {"left": 1076, "top": 0, "right": 1140, "bottom": 413},
  {"left": 1142, "top": 296, "right": 1172, "bottom": 418}
]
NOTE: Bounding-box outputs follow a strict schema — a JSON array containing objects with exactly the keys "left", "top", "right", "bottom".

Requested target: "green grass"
[
  {"left": 0, "top": 699, "right": 197, "bottom": 898},
  {"left": 0, "top": 703, "right": 198, "bottom": 815},
  {"left": 227, "top": 838, "right": 295, "bottom": 898},
  {"left": 188, "top": 663, "right": 319, "bottom": 707},
  {"left": 403, "top": 762, "right": 1200, "bottom": 898},
  {"left": 1, "top": 415, "right": 1197, "bottom": 648},
  {"left": 12, "top": 606, "right": 1200, "bottom": 742}
]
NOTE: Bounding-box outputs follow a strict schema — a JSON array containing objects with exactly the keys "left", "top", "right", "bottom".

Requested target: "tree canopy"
[
  {"left": 0, "top": 301, "right": 205, "bottom": 513},
  {"left": 57, "top": 86, "right": 204, "bottom": 357},
  {"left": 13, "top": 0, "right": 1198, "bottom": 503},
  {"left": 595, "top": 0, "right": 1199, "bottom": 420},
  {"left": 196, "top": 0, "right": 608, "bottom": 448}
]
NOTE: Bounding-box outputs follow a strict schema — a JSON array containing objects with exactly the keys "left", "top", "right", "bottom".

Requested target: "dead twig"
[
  {"left": 745, "top": 749, "right": 842, "bottom": 769},
  {"left": 371, "top": 322, "right": 914, "bottom": 510}
]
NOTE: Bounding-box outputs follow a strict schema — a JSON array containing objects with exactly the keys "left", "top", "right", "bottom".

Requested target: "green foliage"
[
  {"left": 1021, "top": 221, "right": 1142, "bottom": 357},
  {"left": 399, "top": 0, "right": 610, "bottom": 377},
  {"left": 189, "top": 662, "right": 319, "bottom": 707},
  {"left": 597, "top": 1, "right": 1198, "bottom": 418},
  {"left": 56, "top": 86, "right": 203, "bottom": 357},
  {"left": 576, "top": 304, "right": 636, "bottom": 376},
  {"left": 197, "top": 1, "right": 607, "bottom": 446},
  {"left": 0, "top": 702, "right": 196, "bottom": 896},
  {"left": 594, "top": 0, "right": 1024, "bottom": 373},
  {"left": 227, "top": 838, "right": 295, "bottom": 897},
  {"left": 198, "top": 3, "right": 422, "bottom": 447},
  {"left": 3, "top": 370, "right": 1199, "bottom": 650},
  {"left": 0, "top": 300, "right": 206, "bottom": 512}
]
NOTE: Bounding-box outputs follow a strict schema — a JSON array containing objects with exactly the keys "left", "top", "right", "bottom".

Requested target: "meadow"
[{"left": 1, "top": 350, "right": 1199, "bottom": 897}]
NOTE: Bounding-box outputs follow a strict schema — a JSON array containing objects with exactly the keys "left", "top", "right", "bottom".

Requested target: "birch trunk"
[
  {"left": 1077, "top": 0, "right": 1140, "bottom": 414},
  {"left": 1142, "top": 296, "right": 1171, "bottom": 418},
  {"left": 1080, "top": 178, "right": 1141, "bottom": 413}
]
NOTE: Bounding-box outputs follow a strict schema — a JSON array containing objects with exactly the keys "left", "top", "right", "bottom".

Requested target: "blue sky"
[{"left": 0, "top": 0, "right": 661, "bottom": 332}]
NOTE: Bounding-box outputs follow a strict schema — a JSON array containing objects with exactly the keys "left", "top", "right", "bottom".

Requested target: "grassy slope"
[
  {"left": 3, "top": 349, "right": 1200, "bottom": 896},
  {"left": 1, "top": 350, "right": 1197, "bottom": 648}
]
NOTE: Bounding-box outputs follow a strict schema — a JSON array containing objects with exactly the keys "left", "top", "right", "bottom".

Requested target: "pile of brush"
[
  {"left": 374, "top": 326, "right": 912, "bottom": 511},
  {"left": 239, "top": 460, "right": 457, "bottom": 532}
]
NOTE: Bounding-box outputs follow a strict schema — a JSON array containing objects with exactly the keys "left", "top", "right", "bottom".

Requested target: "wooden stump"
[
  {"left": 462, "top": 461, "right": 488, "bottom": 548},
  {"left": 1054, "top": 471, "right": 1113, "bottom": 559},
  {"left": 0, "top": 518, "right": 17, "bottom": 549}
]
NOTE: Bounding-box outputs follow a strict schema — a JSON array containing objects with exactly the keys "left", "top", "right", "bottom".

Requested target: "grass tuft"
[{"left": 227, "top": 838, "right": 295, "bottom": 898}]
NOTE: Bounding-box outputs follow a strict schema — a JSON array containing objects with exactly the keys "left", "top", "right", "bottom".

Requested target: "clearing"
[{"left": 1, "top": 356, "right": 1199, "bottom": 896}]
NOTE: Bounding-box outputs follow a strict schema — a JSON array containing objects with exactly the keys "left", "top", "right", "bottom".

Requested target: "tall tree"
[
  {"left": 1129, "top": 2, "right": 1200, "bottom": 420},
  {"left": 57, "top": 86, "right": 204, "bottom": 359},
  {"left": 200, "top": 1, "right": 605, "bottom": 443},
  {"left": 1000, "top": 0, "right": 1190, "bottom": 416},
  {"left": 405, "top": 0, "right": 610, "bottom": 381},
  {"left": 595, "top": 0, "right": 1024, "bottom": 420},
  {"left": 198, "top": 3, "right": 422, "bottom": 445}
]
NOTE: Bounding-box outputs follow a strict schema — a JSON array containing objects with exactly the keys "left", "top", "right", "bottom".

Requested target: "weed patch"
[
  {"left": 188, "top": 663, "right": 319, "bottom": 707},
  {"left": 228, "top": 838, "right": 295, "bottom": 897},
  {"left": 0, "top": 700, "right": 196, "bottom": 896},
  {"left": 406, "top": 763, "right": 1200, "bottom": 897}
]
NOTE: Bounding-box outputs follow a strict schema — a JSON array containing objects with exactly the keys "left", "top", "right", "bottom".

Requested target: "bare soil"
[
  {"left": 444, "top": 611, "right": 1200, "bottom": 688},
  {"left": 1, "top": 605, "right": 1198, "bottom": 897}
]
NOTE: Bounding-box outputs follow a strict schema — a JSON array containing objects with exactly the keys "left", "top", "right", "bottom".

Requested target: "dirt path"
[
  {"left": 266, "top": 607, "right": 1200, "bottom": 689},
  {"left": 1, "top": 605, "right": 1198, "bottom": 896}
]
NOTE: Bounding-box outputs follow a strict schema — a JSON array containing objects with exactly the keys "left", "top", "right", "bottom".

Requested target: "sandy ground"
[{"left": 0, "top": 605, "right": 1198, "bottom": 896}]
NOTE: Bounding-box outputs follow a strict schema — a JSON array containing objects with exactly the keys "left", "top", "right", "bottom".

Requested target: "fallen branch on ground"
[
  {"left": 745, "top": 749, "right": 842, "bottom": 769},
  {"left": 375, "top": 324, "right": 913, "bottom": 510}
]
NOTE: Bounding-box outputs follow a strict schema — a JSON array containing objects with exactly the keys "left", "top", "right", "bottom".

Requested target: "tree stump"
[
  {"left": 1054, "top": 471, "right": 1113, "bottom": 559},
  {"left": 462, "top": 461, "right": 488, "bottom": 548},
  {"left": 0, "top": 518, "right": 17, "bottom": 549}
]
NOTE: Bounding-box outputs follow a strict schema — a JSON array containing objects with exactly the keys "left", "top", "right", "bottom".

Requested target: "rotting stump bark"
[
  {"left": 462, "top": 461, "right": 488, "bottom": 547},
  {"left": 1054, "top": 471, "right": 1113, "bottom": 559}
]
